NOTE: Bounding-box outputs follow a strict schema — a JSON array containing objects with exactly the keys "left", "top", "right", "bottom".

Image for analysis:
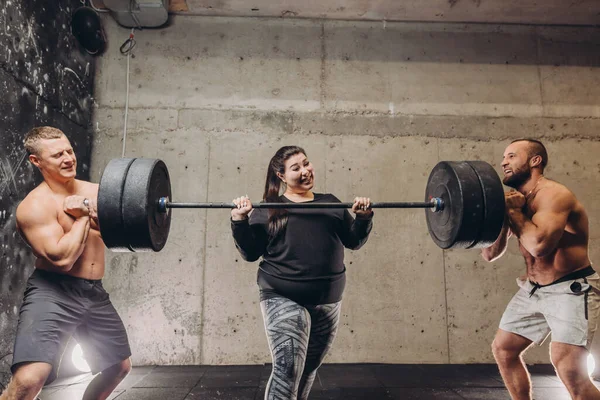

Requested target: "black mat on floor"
[{"left": 39, "top": 363, "right": 584, "bottom": 399}]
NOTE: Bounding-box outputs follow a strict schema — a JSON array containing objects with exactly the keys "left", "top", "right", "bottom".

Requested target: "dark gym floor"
[{"left": 39, "top": 363, "right": 592, "bottom": 399}]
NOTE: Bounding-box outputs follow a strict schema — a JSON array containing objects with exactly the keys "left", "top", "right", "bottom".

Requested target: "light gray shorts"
[{"left": 499, "top": 268, "right": 600, "bottom": 349}]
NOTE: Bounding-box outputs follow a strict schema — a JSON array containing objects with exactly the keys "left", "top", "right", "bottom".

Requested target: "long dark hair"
[{"left": 263, "top": 145, "right": 306, "bottom": 238}]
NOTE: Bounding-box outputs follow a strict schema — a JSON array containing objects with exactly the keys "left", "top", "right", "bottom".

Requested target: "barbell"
[{"left": 97, "top": 158, "right": 505, "bottom": 252}]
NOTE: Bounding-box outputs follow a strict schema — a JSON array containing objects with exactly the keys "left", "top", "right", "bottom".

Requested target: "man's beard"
[{"left": 503, "top": 166, "right": 531, "bottom": 188}]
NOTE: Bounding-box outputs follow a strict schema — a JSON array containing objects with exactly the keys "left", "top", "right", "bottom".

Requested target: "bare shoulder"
[
  {"left": 77, "top": 179, "right": 99, "bottom": 194},
  {"left": 16, "top": 185, "right": 57, "bottom": 227},
  {"left": 75, "top": 179, "right": 97, "bottom": 189},
  {"left": 536, "top": 180, "right": 576, "bottom": 211}
]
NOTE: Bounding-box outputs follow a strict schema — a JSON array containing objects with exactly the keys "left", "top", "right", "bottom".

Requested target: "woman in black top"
[{"left": 231, "top": 145, "right": 373, "bottom": 400}]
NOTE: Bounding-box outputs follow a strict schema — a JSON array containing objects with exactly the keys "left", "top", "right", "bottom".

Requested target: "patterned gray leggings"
[{"left": 260, "top": 296, "right": 342, "bottom": 400}]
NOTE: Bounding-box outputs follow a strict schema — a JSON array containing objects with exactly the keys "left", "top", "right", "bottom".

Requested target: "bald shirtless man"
[
  {"left": 0, "top": 127, "right": 131, "bottom": 400},
  {"left": 483, "top": 139, "right": 600, "bottom": 400}
]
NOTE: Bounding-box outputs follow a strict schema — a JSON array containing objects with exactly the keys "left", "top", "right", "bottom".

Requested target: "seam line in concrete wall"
[
  {"left": 99, "top": 107, "right": 600, "bottom": 122},
  {"left": 438, "top": 138, "right": 451, "bottom": 364},
  {"left": 443, "top": 254, "right": 451, "bottom": 363},
  {"left": 198, "top": 136, "right": 212, "bottom": 363},
  {"left": 319, "top": 22, "right": 327, "bottom": 109},
  {"left": 0, "top": 65, "right": 90, "bottom": 129},
  {"left": 97, "top": 107, "right": 600, "bottom": 142},
  {"left": 166, "top": 13, "right": 600, "bottom": 27},
  {"left": 99, "top": 106, "right": 600, "bottom": 123},
  {"left": 534, "top": 27, "right": 545, "bottom": 116}
]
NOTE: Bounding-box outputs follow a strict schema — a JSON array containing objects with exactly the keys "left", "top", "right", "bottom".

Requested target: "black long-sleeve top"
[{"left": 231, "top": 193, "right": 373, "bottom": 305}]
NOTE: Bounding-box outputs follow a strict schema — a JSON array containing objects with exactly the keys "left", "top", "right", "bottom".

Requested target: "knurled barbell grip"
[{"left": 157, "top": 197, "right": 444, "bottom": 213}]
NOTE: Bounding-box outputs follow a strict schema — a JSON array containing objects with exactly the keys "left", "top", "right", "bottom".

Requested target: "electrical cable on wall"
[
  {"left": 129, "top": 0, "right": 143, "bottom": 29},
  {"left": 87, "top": 0, "right": 109, "bottom": 13},
  {"left": 119, "top": 29, "right": 137, "bottom": 158}
]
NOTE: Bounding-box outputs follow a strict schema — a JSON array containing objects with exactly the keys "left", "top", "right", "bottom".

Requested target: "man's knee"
[
  {"left": 118, "top": 359, "right": 132, "bottom": 378},
  {"left": 551, "top": 344, "right": 596, "bottom": 395},
  {"left": 555, "top": 364, "right": 595, "bottom": 396},
  {"left": 103, "top": 359, "right": 132, "bottom": 380},
  {"left": 492, "top": 330, "right": 532, "bottom": 365},
  {"left": 492, "top": 338, "right": 521, "bottom": 363},
  {"left": 557, "top": 365, "right": 583, "bottom": 384},
  {"left": 10, "top": 364, "right": 51, "bottom": 396},
  {"left": 553, "top": 356, "right": 586, "bottom": 385}
]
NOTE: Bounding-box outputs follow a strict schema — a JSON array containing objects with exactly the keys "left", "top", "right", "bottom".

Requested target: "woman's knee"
[
  {"left": 303, "top": 347, "right": 329, "bottom": 374},
  {"left": 302, "top": 360, "right": 320, "bottom": 375},
  {"left": 272, "top": 354, "right": 304, "bottom": 380}
]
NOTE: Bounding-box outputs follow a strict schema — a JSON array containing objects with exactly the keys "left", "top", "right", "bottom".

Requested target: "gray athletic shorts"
[
  {"left": 499, "top": 266, "right": 600, "bottom": 349},
  {"left": 11, "top": 269, "right": 131, "bottom": 383}
]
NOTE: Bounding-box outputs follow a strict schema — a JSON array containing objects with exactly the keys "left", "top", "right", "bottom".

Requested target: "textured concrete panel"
[
  {"left": 92, "top": 125, "right": 209, "bottom": 365},
  {"left": 323, "top": 22, "right": 392, "bottom": 113},
  {"left": 538, "top": 28, "right": 600, "bottom": 118},
  {"left": 96, "top": 17, "right": 322, "bottom": 111},
  {"left": 178, "top": 109, "right": 294, "bottom": 135},
  {"left": 92, "top": 16, "right": 600, "bottom": 366},
  {"left": 293, "top": 112, "right": 600, "bottom": 141},
  {"left": 324, "top": 23, "right": 542, "bottom": 116},
  {"left": 182, "top": 0, "right": 600, "bottom": 26},
  {"left": 323, "top": 136, "right": 448, "bottom": 363}
]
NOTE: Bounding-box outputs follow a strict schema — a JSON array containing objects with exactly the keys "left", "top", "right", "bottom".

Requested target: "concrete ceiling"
[{"left": 98, "top": 0, "right": 600, "bottom": 26}]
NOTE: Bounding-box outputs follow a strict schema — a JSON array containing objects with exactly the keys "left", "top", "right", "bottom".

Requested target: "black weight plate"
[
  {"left": 98, "top": 158, "right": 136, "bottom": 252},
  {"left": 122, "top": 158, "right": 172, "bottom": 252},
  {"left": 425, "top": 161, "right": 484, "bottom": 249},
  {"left": 466, "top": 161, "right": 506, "bottom": 248}
]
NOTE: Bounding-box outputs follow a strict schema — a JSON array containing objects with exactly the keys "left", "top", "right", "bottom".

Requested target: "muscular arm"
[
  {"left": 16, "top": 200, "right": 91, "bottom": 271},
  {"left": 482, "top": 216, "right": 512, "bottom": 262},
  {"left": 88, "top": 197, "right": 100, "bottom": 231},
  {"left": 88, "top": 184, "right": 100, "bottom": 226},
  {"left": 507, "top": 188, "right": 572, "bottom": 258}
]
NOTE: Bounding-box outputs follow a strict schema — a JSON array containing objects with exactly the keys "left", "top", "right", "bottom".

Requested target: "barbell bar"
[
  {"left": 97, "top": 158, "right": 505, "bottom": 253},
  {"left": 157, "top": 199, "right": 445, "bottom": 212}
]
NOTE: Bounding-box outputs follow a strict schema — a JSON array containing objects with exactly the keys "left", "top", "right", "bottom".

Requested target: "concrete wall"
[
  {"left": 180, "top": 0, "right": 600, "bottom": 26},
  {"left": 92, "top": 16, "right": 600, "bottom": 365},
  {"left": 0, "top": 0, "right": 96, "bottom": 386}
]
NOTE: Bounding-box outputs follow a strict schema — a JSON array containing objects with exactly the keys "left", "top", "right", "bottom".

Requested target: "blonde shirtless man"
[
  {"left": 483, "top": 138, "right": 600, "bottom": 400},
  {"left": 0, "top": 127, "right": 131, "bottom": 400}
]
